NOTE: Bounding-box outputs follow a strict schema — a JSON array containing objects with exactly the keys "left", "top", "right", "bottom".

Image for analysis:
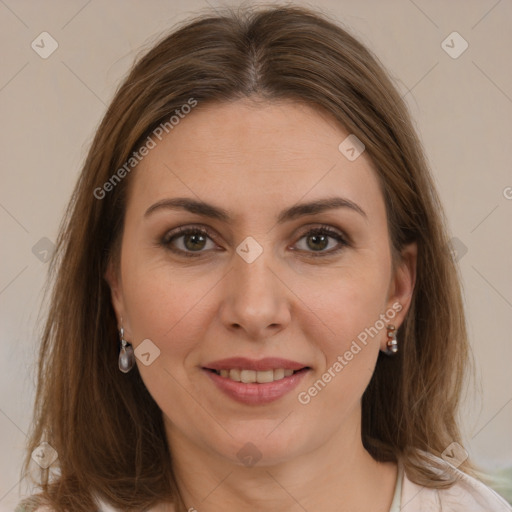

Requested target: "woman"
[{"left": 16, "top": 4, "right": 512, "bottom": 512}]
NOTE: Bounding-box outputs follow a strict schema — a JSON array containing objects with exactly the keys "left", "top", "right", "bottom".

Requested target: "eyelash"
[{"left": 160, "top": 224, "right": 349, "bottom": 258}]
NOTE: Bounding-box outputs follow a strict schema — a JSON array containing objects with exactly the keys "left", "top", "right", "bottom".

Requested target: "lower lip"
[{"left": 203, "top": 368, "right": 310, "bottom": 405}]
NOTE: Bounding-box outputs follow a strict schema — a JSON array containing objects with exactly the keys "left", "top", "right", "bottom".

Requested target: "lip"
[
  {"left": 203, "top": 367, "right": 310, "bottom": 405},
  {"left": 203, "top": 357, "right": 308, "bottom": 372}
]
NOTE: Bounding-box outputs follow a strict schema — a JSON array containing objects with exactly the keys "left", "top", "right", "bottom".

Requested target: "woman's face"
[{"left": 107, "top": 98, "right": 416, "bottom": 467}]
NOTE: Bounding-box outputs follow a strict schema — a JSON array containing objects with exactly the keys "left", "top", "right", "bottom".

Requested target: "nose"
[{"left": 218, "top": 248, "right": 291, "bottom": 341}]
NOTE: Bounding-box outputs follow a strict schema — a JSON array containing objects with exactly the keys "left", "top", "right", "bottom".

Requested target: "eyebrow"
[{"left": 144, "top": 196, "right": 367, "bottom": 223}]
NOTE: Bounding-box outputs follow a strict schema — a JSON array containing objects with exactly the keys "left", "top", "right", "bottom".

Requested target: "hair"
[{"left": 18, "top": 3, "right": 479, "bottom": 512}]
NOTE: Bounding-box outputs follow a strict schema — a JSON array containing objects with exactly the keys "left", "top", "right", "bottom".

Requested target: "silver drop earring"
[
  {"left": 384, "top": 324, "right": 398, "bottom": 355},
  {"left": 118, "top": 327, "right": 135, "bottom": 373}
]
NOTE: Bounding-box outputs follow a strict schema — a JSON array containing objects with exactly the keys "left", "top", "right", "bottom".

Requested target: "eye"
[
  {"left": 161, "top": 226, "right": 218, "bottom": 257},
  {"left": 293, "top": 225, "right": 348, "bottom": 257}
]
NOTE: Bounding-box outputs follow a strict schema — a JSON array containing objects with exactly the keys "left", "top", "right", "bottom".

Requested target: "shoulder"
[{"left": 401, "top": 454, "right": 512, "bottom": 511}]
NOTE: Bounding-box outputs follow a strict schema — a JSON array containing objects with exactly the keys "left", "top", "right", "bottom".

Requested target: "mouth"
[{"left": 201, "top": 357, "right": 311, "bottom": 405}]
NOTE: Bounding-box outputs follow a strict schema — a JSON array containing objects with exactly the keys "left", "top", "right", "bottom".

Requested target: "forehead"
[{"left": 128, "top": 98, "right": 384, "bottom": 222}]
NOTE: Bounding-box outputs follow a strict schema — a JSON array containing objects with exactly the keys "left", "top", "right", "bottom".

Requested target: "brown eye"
[
  {"left": 182, "top": 232, "right": 208, "bottom": 251},
  {"left": 294, "top": 226, "right": 348, "bottom": 256},
  {"left": 162, "top": 227, "right": 217, "bottom": 257}
]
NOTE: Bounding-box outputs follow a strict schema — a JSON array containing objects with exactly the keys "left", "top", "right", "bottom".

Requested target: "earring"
[
  {"left": 118, "top": 327, "right": 135, "bottom": 373},
  {"left": 384, "top": 324, "right": 398, "bottom": 355}
]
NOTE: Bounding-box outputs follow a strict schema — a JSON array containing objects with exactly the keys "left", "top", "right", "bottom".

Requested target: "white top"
[
  {"left": 400, "top": 453, "right": 512, "bottom": 511},
  {"left": 389, "top": 458, "right": 403, "bottom": 511},
  {"left": 23, "top": 454, "right": 512, "bottom": 512}
]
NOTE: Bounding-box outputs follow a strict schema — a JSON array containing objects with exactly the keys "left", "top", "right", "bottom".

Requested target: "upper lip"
[{"left": 203, "top": 357, "right": 309, "bottom": 371}]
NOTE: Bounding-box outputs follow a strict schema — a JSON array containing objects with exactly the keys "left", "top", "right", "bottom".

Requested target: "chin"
[{"left": 206, "top": 425, "right": 314, "bottom": 468}]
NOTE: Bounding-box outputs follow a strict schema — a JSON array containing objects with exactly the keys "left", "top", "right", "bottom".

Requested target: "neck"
[{"left": 164, "top": 412, "right": 398, "bottom": 512}]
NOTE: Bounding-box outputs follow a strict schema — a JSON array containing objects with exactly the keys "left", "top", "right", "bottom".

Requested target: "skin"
[{"left": 106, "top": 98, "right": 417, "bottom": 512}]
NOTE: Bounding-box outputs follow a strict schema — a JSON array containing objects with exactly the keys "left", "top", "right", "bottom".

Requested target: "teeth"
[
  {"left": 229, "top": 369, "right": 241, "bottom": 382},
  {"left": 274, "top": 368, "right": 285, "bottom": 380},
  {"left": 256, "top": 370, "right": 274, "bottom": 383},
  {"left": 240, "top": 369, "right": 256, "bottom": 383},
  {"left": 214, "top": 368, "right": 302, "bottom": 383}
]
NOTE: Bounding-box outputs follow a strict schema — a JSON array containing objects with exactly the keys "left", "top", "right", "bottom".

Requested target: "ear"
[
  {"left": 381, "top": 242, "right": 417, "bottom": 351},
  {"left": 104, "top": 259, "right": 126, "bottom": 331}
]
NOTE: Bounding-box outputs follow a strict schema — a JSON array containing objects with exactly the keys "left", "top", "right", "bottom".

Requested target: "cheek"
[
  {"left": 295, "top": 261, "right": 390, "bottom": 347},
  {"left": 119, "top": 263, "right": 215, "bottom": 415},
  {"left": 121, "top": 258, "right": 220, "bottom": 355},
  {"left": 293, "top": 262, "right": 389, "bottom": 404}
]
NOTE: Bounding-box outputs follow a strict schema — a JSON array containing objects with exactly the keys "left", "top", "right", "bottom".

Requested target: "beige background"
[{"left": 1, "top": 0, "right": 511, "bottom": 509}]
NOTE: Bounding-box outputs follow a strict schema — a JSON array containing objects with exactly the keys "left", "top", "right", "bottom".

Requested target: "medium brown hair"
[{"left": 19, "top": 4, "right": 477, "bottom": 511}]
